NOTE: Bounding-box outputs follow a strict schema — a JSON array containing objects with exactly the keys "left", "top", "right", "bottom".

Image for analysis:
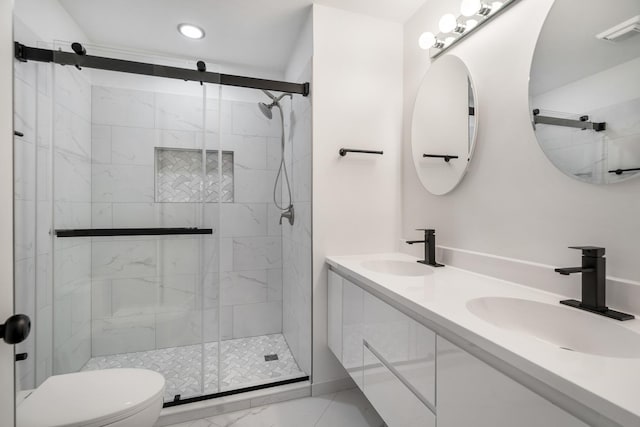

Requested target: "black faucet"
[
  {"left": 555, "top": 246, "right": 634, "bottom": 321},
  {"left": 406, "top": 229, "right": 444, "bottom": 267}
]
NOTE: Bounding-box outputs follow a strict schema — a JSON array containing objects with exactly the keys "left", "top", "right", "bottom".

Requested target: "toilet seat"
[{"left": 18, "top": 368, "right": 165, "bottom": 427}]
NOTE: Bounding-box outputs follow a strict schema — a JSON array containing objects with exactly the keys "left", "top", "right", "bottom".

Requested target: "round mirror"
[
  {"left": 411, "top": 55, "right": 478, "bottom": 195},
  {"left": 530, "top": 0, "right": 640, "bottom": 184}
]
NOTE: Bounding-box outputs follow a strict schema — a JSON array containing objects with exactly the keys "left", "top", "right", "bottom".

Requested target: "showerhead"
[
  {"left": 259, "top": 102, "right": 274, "bottom": 119},
  {"left": 258, "top": 90, "right": 293, "bottom": 120}
]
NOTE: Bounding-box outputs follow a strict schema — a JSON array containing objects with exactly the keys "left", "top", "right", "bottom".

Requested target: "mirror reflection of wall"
[
  {"left": 530, "top": 0, "right": 640, "bottom": 184},
  {"left": 411, "top": 55, "right": 478, "bottom": 195}
]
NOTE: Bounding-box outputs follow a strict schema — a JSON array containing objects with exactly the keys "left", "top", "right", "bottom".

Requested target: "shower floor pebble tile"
[
  {"left": 82, "top": 334, "right": 305, "bottom": 401},
  {"left": 165, "top": 388, "right": 384, "bottom": 427}
]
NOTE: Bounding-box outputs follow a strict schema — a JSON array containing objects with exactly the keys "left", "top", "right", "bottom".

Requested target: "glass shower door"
[
  {"left": 46, "top": 45, "right": 220, "bottom": 403},
  {"left": 213, "top": 85, "right": 309, "bottom": 393},
  {"left": 14, "top": 37, "right": 311, "bottom": 408}
]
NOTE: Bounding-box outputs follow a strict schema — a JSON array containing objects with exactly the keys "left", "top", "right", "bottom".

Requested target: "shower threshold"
[{"left": 81, "top": 333, "right": 307, "bottom": 403}]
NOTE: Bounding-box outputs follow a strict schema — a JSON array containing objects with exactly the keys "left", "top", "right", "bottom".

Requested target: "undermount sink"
[
  {"left": 361, "top": 260, "right": 432, "bottom": 277},
  {"left": 467, "top": 297, "right": 640, "bottom": 358}
]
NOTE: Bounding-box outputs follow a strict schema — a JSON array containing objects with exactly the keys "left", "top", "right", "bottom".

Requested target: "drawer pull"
[{"left": 364, "top": 339, "right": 436, "bottom": 415}]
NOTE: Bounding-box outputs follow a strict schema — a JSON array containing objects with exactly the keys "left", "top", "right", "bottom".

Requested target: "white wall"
[
  {"left": 312, "top": 4, "right": 403, "bottom": 391},
  {"left": 0, "top": 0, "right": 15, "bottom": 424},
  {"left": 403, "top": 0, "right": 640, "bottom": 287},
  {"left": 14, "top": 0, "right": 88, "bottom": 44}
]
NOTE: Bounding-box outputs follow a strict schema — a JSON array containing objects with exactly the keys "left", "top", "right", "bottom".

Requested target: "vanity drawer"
[
  {"left": 363, "top": 292, "right": 436, "bottom": 406},
  {"left": 363, "top": 343, "right": 436, "bottom": 427}
]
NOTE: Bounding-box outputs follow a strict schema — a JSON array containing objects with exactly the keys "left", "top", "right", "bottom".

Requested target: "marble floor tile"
[
  {"left": 165, "top": 388, "right": 384, "bottom": 427},
  {"left": 82, "top": 334, "right": 306, "bottom": 401}
]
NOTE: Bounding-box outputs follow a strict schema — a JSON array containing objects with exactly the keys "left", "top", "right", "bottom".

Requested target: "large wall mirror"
[
  {"left": 411, "top": 55, "right": 478, "bottom": 195},
  {"left": 530, "top": 0, "right": 640, "bottom": 184}
]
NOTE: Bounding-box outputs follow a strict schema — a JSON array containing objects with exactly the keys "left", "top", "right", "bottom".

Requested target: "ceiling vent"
[{"left": 596, "top": 15, "right": 640, "bottom": 42}]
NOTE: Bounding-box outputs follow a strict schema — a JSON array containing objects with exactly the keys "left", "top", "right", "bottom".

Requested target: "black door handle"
[{"left": 0, "top": 314, "right": 31, "bottom": 345}]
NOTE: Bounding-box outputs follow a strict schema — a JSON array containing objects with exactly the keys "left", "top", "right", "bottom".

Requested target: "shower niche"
[
  {"left": 13, "top": 40, "right": 312, "bottom": 405},
  {"left": 155, "top": 148, "right": 235, "bottom": 203}
]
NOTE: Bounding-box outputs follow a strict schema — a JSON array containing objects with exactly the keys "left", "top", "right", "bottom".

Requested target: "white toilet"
[{"left": 17, "top": 368, "right": 165, "bottom": 427}]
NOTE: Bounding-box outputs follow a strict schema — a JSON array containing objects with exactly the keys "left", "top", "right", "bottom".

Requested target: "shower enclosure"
[{"left": 13, "top": 38, "right": 312, "bottom": 404}]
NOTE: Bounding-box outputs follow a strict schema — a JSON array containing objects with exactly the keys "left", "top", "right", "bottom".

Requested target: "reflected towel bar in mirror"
[
  {"left": 608, "top": 168, "right": 640, "bottom": 175},
  {"left": 423, "top": 154, "right": 459, "bottom": 162},
  {"left": 532, "top": 109, "right": 606, "bottom": 132},
  {"left": 339, "top": 148, "right": 383, "bottom": 157},
  {"left": 55, "top": 228, "right": 213, "bottom": 237}
]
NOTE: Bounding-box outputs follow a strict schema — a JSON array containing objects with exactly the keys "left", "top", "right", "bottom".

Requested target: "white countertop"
[{"left": 326, "top": 252, "right": 640, "bottom": 427}]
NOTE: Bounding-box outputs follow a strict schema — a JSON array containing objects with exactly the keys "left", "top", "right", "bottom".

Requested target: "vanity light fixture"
[
  {"left": 418, "top": 0, "right": 520, "bottom": 58},
  {"left": 178, "top": 23, "right": 205, "bottom": 40}
]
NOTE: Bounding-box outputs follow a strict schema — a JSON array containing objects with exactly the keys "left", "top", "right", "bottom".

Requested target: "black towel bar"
[{"left": 339, "top": 148, "right": 383, "bottom": 157}]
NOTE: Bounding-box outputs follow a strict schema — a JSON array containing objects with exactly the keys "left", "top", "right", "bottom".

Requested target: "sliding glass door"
[{"left": 14, "top": 40, "right": 311, "bottom": 410}]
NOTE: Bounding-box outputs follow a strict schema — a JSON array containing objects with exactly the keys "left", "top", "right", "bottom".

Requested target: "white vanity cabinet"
[
  {"left": 328, "top": 267, "right": 590, "bottom": 427},
  {"left": 363, "top": 292, "right": 436, "bottom": 408},
  {"left": 328, "top": 270, "right": 436, "bottom": 426},
  {"left": 436, "top": 336, "right": 587, "bottom": 427},
  {"left": 328, "top": 270, "right": 364, "bottom": 388}
]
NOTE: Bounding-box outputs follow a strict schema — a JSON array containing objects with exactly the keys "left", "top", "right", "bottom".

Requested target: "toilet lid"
[{"left": 18, "top": 369, "right": 165, "bottom": 427}]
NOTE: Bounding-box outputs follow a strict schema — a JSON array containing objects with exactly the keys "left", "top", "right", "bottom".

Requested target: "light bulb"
[
  {"left": 466, "top": 19, "right": 478, "bottom": 30},
  {"left": 439, "top": 14, "right": 458, "bottom": 33},
  {"left": 418, "top": 32, "right": 437, "bottom": 50},
  {"left": 490, "top": 1, "right": 504, "bottom": 14},
  {"left": 460, "top": 0, "right": 481, "bottom": 17}
]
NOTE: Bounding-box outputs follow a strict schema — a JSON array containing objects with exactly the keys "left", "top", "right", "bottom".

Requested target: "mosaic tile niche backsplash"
[{"left": 156, "top": 148, "right": 234, "bottom": 203}]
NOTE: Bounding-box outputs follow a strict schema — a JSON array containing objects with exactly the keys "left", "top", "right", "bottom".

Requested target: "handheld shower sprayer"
[{"left": 258, "top": 90, "right": 294, "bottom": 225}]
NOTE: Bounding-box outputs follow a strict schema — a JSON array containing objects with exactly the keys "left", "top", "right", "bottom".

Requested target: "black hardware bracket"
[
  {"left": 55, "top": 227, "right": 213, "bottom": 238},
  {"left": 15, "top": 42, "right": 310, "bottom": 97},
  {"left": 339, "top": 148, "right": 383, "bottom": 157},
  {"left": 14, "top": 131, "right": 24, "bottom": 137},
  {"left": 608, "top": 167, "right": 640, "bottom": 175},
  {"left": 532, "top": 109, "right": 606, "bottom": 132},
  {"left": 423, "top": 154, "right": 459, "bottom": 162}
]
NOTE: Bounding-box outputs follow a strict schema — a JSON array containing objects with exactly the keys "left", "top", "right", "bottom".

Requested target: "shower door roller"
[{"left": 0, "top": 314, "right": 31, "bottom": 345}]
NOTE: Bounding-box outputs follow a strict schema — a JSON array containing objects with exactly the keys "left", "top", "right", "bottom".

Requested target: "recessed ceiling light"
[{"left": 178, "top": 23, "right": 205, "bottom": 40}]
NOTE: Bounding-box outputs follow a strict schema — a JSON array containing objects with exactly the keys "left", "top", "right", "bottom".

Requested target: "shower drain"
[{"left": 264, "top": 354, "right": 279, "bottom": 361}]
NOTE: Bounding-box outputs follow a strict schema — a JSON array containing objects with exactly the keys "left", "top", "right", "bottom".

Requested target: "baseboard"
[
  {"left": 311, "top": 376, "right": 356, "bottom": 397},
  {"left": 155, "top": 381, "right": 311, "bottom": 426}
]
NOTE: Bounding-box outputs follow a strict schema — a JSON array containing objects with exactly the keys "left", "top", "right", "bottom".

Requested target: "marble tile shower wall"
[
  {"left": 52, "top": 65, "right": 93, "bottom": 375},
  {"left": 90, "top": 85, "right": 285, "bottom": 356},
  {"left": 281, "top": 62, "right": 312, "bottom": 375}
]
